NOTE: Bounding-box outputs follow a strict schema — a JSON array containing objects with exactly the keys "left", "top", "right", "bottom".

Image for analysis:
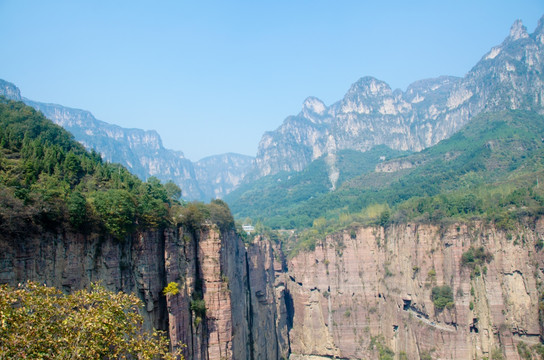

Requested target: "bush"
[
  {"left": 180, "top": 202, "right": 210, "bottom": 231},
  {"left": 431, "top": 285, "right": 454, "bottom": 310},
  {"left": 208, "top": 199, "right": 234, "bottom": 231},
  {"left": 461, "top": 246, "right": 493, "bottom": 269},
  {"left": 67, "top": 190, "right": 87, "bottom": 229},
  {"left": 190, "top": 298, "right": 206, "bottom": 318},
  {"left": 163, "top": 282, "right": 180, "bottom": 296},
  {"left": 369, "top": 335, "right": 395, "bottom": 360},
  {"left": 517, "top": 341, "right": 532, "bottom": 360},
  {"left": 92, "top": 189, "right": 136, "bottom": 240}
]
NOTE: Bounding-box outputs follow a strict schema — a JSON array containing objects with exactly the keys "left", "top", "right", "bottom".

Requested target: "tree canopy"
[
  {"left": 0, "top": 282, "right": 182, "bottom": 359},
  {"left": 0, "top": 98, "right": 181, "bottom": 240}
]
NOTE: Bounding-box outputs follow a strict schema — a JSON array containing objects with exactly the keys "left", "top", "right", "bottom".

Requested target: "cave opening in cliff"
[{"left": 284, "top": 289, "right": 294, "bottom": 331}]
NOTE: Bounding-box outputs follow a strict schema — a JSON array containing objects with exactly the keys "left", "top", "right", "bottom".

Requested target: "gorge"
[
  {"left": 2, "top": 217, "right": 544, "bottom": 359},
  {"left": 2, "top": 15, "right": 544, "bottom": 360}
]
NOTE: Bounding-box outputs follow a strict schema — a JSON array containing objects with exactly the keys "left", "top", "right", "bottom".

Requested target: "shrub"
[
  {"left": 461, "top": 246, "right": 493, "bottom": 269},
  {"left": 92, "top": 189, "right": 136, "bottom": 240},
  {"left": 67, "top": 190, "right": 87, "bottom": 229},
  {"left": 369, "top": 335, "right": 395, "bottom": 360},
  {"left": 180, "top": 202, "right": 210, "bottom": 231},
  {"left": 431, "top": 285, "right": 454, "bottom": 310},
  {"left": 190, "top": 298, "right": 206, "bottom": 318},
  {"left": 208, "top": 199, "right": 234, "bottom": 231},
  {"left": 163, "top": 282, "right": 180, "bottom": 296},
  {"left": 517, "top": 341, "right": 532, "bottom": 360},
  {"left": 491, "top": 347, "right": 505, "bottom": 360}
]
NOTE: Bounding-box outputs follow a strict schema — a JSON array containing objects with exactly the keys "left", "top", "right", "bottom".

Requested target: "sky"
[{"left": 1, "top": 1, "right": 543, "bottom": 161}]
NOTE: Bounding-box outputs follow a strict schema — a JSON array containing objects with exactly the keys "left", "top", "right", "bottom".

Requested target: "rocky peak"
[
  {"left": 406, "top": 76, "right": 460, "bottom": 94},
  {"left": 345, "top": 76, "right": 392, "bottom": 98},
  {"left": 508, "top": 19, "right": 529, "bottom": 41},
  {"left": 338, "top": 77, "right": 395, "bottom": 114},
  {"left": 301, "top": 96, "right": 328, "bottom": 123},
  {"left": 253, "top": 17, "right": 544, "bottom": 178},
  {"left": 0, "top": 79, "right": 22, "bottom": 101},
  {"left": 535, "top": 15, "right": 544, "bottom": 44},
  {"left": 302, "top": 96, "right": 326, "bottom": 115}
]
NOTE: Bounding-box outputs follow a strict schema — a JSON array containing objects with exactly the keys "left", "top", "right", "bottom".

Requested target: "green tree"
[
  {"left": 431, "top": 285, "right": 454, "bottom": 310},
  {"left": 92, "top": 189, "right": 136, "bottom": 240},
  {"left": 208, "top": 199, "right": 235, "bottom": 231},
  {"left": 67, "top": 190, "right": 87, "bottom": 229},
  {"left": 180, "top": 202, "right": 210, "bottom": 232},
  {"left": 164, "top": 181, "right": 182, "bottom": 202}
]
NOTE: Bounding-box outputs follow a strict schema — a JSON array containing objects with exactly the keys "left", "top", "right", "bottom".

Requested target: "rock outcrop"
[{"left": 2, "top": 215, "right": 544, "bottom": 359}]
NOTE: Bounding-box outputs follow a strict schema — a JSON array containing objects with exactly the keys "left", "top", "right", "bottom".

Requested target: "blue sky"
[{"left": 1, "top": 1, "right": 543, "bottom": 161}]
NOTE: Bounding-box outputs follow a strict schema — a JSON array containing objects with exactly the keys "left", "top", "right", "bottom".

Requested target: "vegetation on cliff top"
[
  {"left": 0, "top": 98, "right": 236, "bottom": 240},
  {"left": 0, "top": 282, "right": 181, "bottom": 359},
  {"left": 0, "top": 98, "right": 184, "bottom": 239}
]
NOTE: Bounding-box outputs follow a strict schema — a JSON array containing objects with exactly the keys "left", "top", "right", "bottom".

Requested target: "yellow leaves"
[
  {"left": 163, "top": 282, "right": 180, "bottom": 296},
  {"left": 0, "top": 281, "right": 183, "bottom": 359}
]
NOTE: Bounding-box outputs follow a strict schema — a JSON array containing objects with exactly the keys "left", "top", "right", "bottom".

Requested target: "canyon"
[
  {"left": 2, "top": 15, "right": 544, "bottom": 360},
  {"left": 2, "top": 218, "right": 544, "bottom": 359}
]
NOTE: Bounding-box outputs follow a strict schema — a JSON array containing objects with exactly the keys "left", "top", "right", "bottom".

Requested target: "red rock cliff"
[{"left": 285, "top": 220, "right": 544, "bottom": 360}]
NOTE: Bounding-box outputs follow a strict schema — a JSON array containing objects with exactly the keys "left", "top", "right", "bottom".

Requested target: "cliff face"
[
  {"left": 0, "top": 231, "right": 169, "bottom": 333},
  {"left": 195, "top": 154, "right": 255, "bottom": 200},
  {"left": 0, "top": 226, "right": 285, "bottom": 360},
  {"left": 284, "top": 219, "right": 544, "bottom": 359},
  {"left": 22, "top": 99, "right": 256, "bottom": 201},
  {"left": 3, "top": 216, "right": 544, "bottom": 359}
]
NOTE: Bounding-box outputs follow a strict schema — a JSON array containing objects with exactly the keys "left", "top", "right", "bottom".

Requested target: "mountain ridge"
[
  {"left": 0, "top": 79, "right": 254, "bottom": 201},
  {"left": 229, "top": 109, "right": 544, "bottom": 230},
  {"left": 253, "top": 16, "right": 544, "bottom": 178}
]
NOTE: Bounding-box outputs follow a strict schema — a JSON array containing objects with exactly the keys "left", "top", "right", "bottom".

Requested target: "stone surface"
[
  {"left": 2, "top": 217, "right": 544, "bottom": 359},
  {"left": 0, "top": 225, "right": 287, "bottom": 360},
  {"left": 284, "top": 220, "right": 544, "bottom": 359}
]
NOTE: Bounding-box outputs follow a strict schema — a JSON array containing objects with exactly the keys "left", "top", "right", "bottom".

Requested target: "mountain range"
[
  {"left": 3, "top": 15, "right": 544, "bottom": 360},
  {"left": 0, "top": 79, "right": 254, "bottom": 201},
  {"left": 253, "top": 18, "right": 544, "bottom": 179},
  {"left": 2, "top": 17, "right": 544, "bottom": 204}
]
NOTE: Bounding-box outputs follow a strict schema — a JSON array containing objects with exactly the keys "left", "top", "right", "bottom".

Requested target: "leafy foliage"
[
  {"left": 190, "top": 297, "right": 207, "bottom": 328},
  {"left": 0, "top": 282, "right": 181, "bottom": 359},
  {"left": 163, "top": 282, "right": 180, "bottom": 296},
  {"left": 229, "top": 110, "right": 544, "bottom": 231},
  {"left": 0, "top": 99, "right": 180, "bottom": 239},
  {"left": 177, "top": 199, "right": 235, "bottom": 234},
  {"left": 227, "top": 110, "right": 544, "bottom": 256},
  {"left": 226, "top": 146, "right": 409, "bottom": 228},
  {"left": 461, "top": 246, "right": 493, "bottom": 269},
  {"left": 431, "top": 285, "right": 454, "bottom": 311},
  {"left": 369, "top": 335, "right": 395, "bottom": 360}
]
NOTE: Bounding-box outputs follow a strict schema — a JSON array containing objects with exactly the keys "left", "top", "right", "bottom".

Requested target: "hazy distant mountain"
[
  {"left": 0, "top": 79, "right": 254, "bottom": 200},
  {"left": 3, "top": 16, "right": 543, "bottom": 199},
  {"left": 195, "top": 153, "right": 256, "bottom": 201},
  {"left": 254, "top": 17, "right": 544, "bottom": 178}
]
